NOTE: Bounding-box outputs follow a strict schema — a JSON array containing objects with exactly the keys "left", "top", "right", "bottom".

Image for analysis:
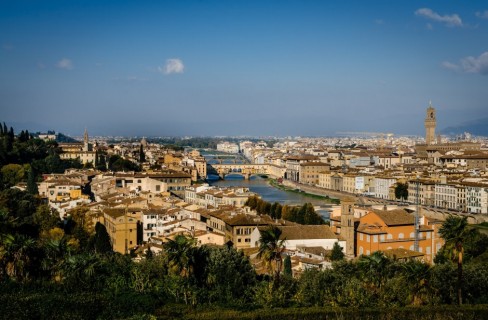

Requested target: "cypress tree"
[
  {"left": 139, "top": 144, "right": 145, "bottom": 163},
  {"left": 27, "top": 168, "right": 38, "bottom": 195},
  {"left": 283, "top": 255, "right": 292, "bottom": 277},
  {"left": 94, "top": 222, "right": 112, "bottom": 254},
  {"left": 330, "top": 242, "right": 345, "bottom": 261}
]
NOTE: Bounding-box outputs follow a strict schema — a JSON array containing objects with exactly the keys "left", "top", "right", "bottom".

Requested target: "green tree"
[
  {"left": 330, "top": 242, "right": 345, "bottom": 261},
  {"left": 204, "top": 245, "right": 256, "bottom": 305},
  {"left": 96, "top": 153, "right": 107, "bottom": 171},
  {"left": 1, "top": 164, "right": 25, "bottom": 188},
  {"left": 358, "top": 251, "right": 392, "bottom": 294},
  {"left": 401, "top": 260, "right": 432, "bottom": 306},
  {"left": 395, "top": 182, "right": 409, "bottom": 202},
  {"left": 163, "top": 234, "right": 198, "bottom": 305},
  {"left": 33, "top": 204, "right": 60, "bottom": 232},
  {"left": 258, "top": 225, "right": 286, "bottom": 285},
  {"left": 438, "top": 215, "right": 476, "bottom": 305},
  {"left": 93, "top": 222, "right": 112, "bottom": 254},
  {"left": 0, "top": 233, "right": 36, "bottom": 282},
  {"left": 283, "top": 254, "right": 292, "bottom": 277},
  {"left": 26, "top": 167, "right": 38, "bottom": 195},
  {"left": 139, "top": 144, "right": 146, "bottom": 163},
  {"left": 164, "top": 234, "right": 197, "bottom": 278}
]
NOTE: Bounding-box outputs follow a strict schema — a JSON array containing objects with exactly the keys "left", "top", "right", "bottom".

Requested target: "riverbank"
[{"left": 268, "top": 179, "right": 340, "bottom": 204}]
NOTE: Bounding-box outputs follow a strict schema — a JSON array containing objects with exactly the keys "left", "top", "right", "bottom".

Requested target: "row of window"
[
  {"left": 359, "top": 232, "right": 431, "bottom": 242},
  {"left": 236, "top": 227, "right": 253, "bottom": 235},
  {"left": 358, "top": 245, "right": 433, "bottom": 255}
]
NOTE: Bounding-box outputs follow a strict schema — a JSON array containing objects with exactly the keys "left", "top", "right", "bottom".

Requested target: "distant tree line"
[{"left": 245, "top": 195, "right": 325, "bottom": 225}]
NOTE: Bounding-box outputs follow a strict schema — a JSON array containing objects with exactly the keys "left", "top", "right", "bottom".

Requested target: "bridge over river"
[{"left": 207, "top": 163, "right": 286, "bottom": 180}]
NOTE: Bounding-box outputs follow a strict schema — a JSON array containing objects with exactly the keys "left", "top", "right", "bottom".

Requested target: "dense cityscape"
[
  {"left": 2, "top": 1, "right": 488, "bottom": 319},
  {"left": 1, "top": 104, "right": 488, "bottom": 318}
]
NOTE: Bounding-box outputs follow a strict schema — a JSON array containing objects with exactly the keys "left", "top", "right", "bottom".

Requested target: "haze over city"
[{"left": 1, "top": 0, "right": 487, "bottom": 136}]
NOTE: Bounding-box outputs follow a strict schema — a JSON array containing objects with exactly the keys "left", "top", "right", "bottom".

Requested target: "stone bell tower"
[
  {"left": 340, "top": 197, "right": 356, "bottom": 257},
  {"left": 424, "top": 101, "right": 436, "bottom": 145}
]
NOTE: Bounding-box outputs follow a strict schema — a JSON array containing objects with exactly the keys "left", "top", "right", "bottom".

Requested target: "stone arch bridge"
[{"left": 207, "top": 163, "right": 272, "bottom": 180}]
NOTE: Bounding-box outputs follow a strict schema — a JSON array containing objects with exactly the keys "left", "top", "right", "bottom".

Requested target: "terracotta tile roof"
[
  {"left": 382, "top": 248, "right": 425, "bottom": 259},
  {"left": 278, "top": 225, "right": 338, "bottom": 240},
  {"left": 371, "top": 209, "right": 414, "bottom": 226}
]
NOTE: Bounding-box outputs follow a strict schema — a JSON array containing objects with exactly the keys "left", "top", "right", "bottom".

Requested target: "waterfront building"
[
  {"left": 299, "top": 162, "right": 330, "bottom": 185},
  {"left": 374, "top": 176, "right": 397, "bottom": 200},
  {"left": 465, "top": 182, "right": 488, "bottom": 214},
  {"left": 216, "top": 141, "right": 239, "bottom": 153}
]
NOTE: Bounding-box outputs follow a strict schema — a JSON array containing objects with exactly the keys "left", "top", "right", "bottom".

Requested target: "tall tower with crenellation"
[
  {"left": 340, "top": 197, "right": 356, "bottom": 257},
  {"left": 424, "top": 101, "right": 436, "bottom": 145}
]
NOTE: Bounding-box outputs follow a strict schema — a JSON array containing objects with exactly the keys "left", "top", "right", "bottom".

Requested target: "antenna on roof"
[{"left": 414, "top": 175, "right": 420, "bottom": 252}]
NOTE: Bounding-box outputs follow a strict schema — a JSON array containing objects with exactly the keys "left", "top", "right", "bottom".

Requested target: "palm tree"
[
  {"left": 358, "top": 251, "right": 391, "bottom": 291},
  {"left": 402, "top": 260, "right": 431, "bottom": 305},
  {"left": 61, "top": 253, "right": 103, "bottom": 290},
  {"left": 258, "top": 226, "right": 286, "bottom": 284},
  {"left": 0, "top": 234, "right": 36, "bottom": 282},
  {"left": 163, "top": 234, "right": 198, "bottom": 305},
  {"left": 163, "top": 234, "right": 197, "bottom": 277},
  {"left": 439, "top": 215, "right": 475, "bottom": 305}
]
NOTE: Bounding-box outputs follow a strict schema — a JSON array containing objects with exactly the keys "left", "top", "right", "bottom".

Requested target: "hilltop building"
[{"left": 58, "top": 128, "right": 96, "bottom": 165}]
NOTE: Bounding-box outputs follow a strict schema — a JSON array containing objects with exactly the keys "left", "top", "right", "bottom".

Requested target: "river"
[{"left": 208, "top": 174, "right": 333, "bottom": 220}]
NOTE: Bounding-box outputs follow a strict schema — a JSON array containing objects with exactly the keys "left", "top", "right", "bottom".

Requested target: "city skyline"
[{"left": 1, "top": 1, "right": 487, "bottom": 136}]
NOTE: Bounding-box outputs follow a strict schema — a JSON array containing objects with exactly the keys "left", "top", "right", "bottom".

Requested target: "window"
[
  {"left": 359, "top": 247, "right": 364, "bottom": 255},
  {"left": 359, "top": 233, "right": 363, "bottom": 241},
  {"left": 410, "top": 232, "right": 415, "bottom": 239},
  {"left": 426, "top": 246, "right": 431, "bottom": 254},
  {"left": 366, "top": 235, "right": 370, "bottom": 242},
  {"left": 387, "top": 234, "right": 393, "bottom": 240},
  {"left": 380, "top": 234, "right": 385, "bottom": 242},
  {"left": 398, "top": 233, "right": 404, "bottom": 239},
  {"left": 373, "top": 235, "right": 378, "bottom": 243}
]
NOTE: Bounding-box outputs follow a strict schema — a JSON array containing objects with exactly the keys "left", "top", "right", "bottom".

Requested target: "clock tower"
[{"left": 425, "top": 102, "right": 436, "bottom": 145}]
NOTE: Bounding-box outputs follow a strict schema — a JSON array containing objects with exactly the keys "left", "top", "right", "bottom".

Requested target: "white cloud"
[
  {"left": 415, "top": 8, "right": 463, "bottom": 27},
  {"left": 159, "top": 58, "right": 184, "bottom": 75},
  {"left": 374, "top": 19, "right": 384, "bottom": 25},
  {"left": 442, "top": 52, "right": 488, "bottom": 75},
  {"left": 441, "top": 61, "right": 459, "bottom": 71},
  {"left": 460, "top": 52, "right": 488, "bottom": 75},
  {"left": 476, "top": 11, "right": 488, "bottom": 19},
  {"left": 57, "top": 58, "right": 73, "bottom": 70}
]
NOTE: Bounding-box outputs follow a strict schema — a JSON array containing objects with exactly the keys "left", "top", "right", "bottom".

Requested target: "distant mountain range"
[{"left": 442, "top": 117, "right": 488, "bottom": 136}]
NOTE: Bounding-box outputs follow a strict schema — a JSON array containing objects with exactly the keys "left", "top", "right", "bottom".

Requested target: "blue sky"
[{"left": 1, "top": 0, "right": 487, "bottom": 136}]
